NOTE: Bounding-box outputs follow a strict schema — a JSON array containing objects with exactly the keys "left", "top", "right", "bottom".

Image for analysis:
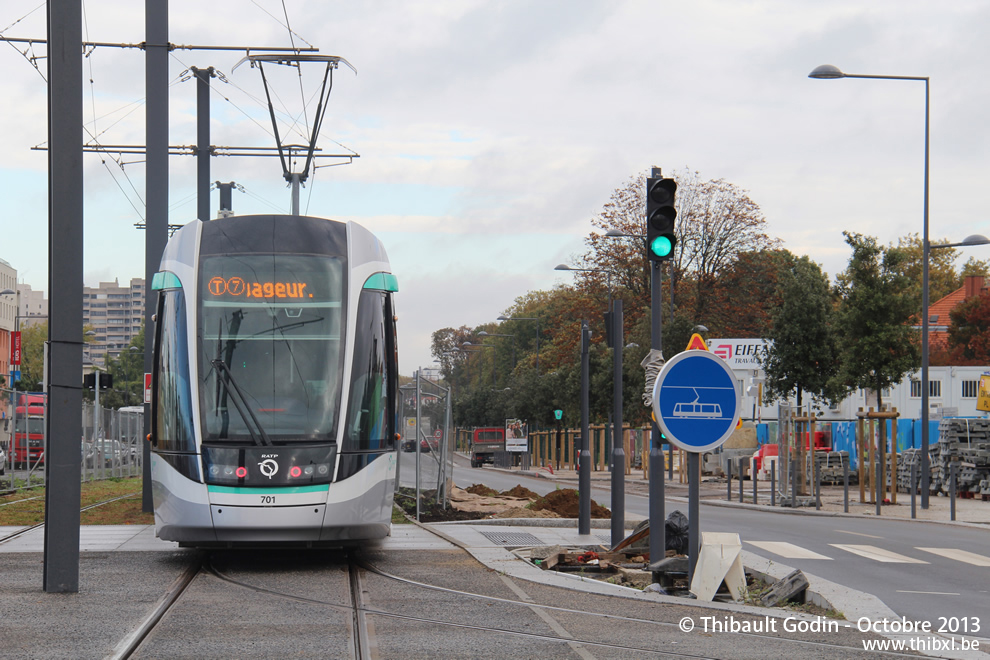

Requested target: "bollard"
[
  {"left": 753, "top": 460, "right": 758, "bottom": 505},
  {"left": 911, "top": 463, "right": 918, "bottom": 520},
  {"left": 790, "top": 459, "right": 797, "bottom": 508},
  {"left": 727, "top": 459, "right": 733, "bottom": 501},
  {"left": 843, "top": 460, "right": 849, "bottom": 513},
  {"left": 815, "top": 460, "right": 821, "bottom": 511},
  {"left": 950, "top": 463, "right": 956, "bottom": 522},
  {"left": 875, "top": 460, "right": 882, "bottom": 516},
  {"left": 770, "top": 461, "right": 776, "bottom": 507},
  {"left": 739, "top": 458, "right": 745, "bottom": 503}
]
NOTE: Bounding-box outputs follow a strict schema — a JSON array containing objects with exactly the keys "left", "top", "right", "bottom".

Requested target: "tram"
[{"left": 148, "top": 214, "right": 399, "bottom": 546}]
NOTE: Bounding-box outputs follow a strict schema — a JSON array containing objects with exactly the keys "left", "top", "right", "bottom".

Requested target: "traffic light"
[{"left": 646, "top": 177, "right": 677, "bottom": 261}]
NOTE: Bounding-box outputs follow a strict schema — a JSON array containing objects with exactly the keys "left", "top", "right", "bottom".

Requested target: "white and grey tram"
[{"left": 148, "top": 214, "right": 399, "bottom": 546}]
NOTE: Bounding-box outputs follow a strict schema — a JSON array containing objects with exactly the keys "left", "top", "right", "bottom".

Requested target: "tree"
[
  {"left": 583, "top": 169, "right": 782, "bottom": 335},
  {"left": 98, "top": 325, "right": 145, "bottom": 409},
  {"left": 672, "top": 169, "right": 782, "bottom": 322},
  {"left": 16, "top": 322, "right": 48, "bottom": 391},
  {"left": 946, "top": 292, "right": 990, "bottom": 364},
  {"left": 761, "top": 255, "right": 842, "bottom": 409},
  {"left": 891, "top": 233, "right": 962, "bottom": 309},
  {"left": 832, "top": 232, "right": 920, "bottom": 410},
  {"left": 705, "top": 249, "right": 794, "bottom": 338}
]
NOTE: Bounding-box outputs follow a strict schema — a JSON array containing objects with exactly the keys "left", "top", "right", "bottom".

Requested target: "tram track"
[{"left": 106, "top": 545, "right": 918, "bottom": 660}]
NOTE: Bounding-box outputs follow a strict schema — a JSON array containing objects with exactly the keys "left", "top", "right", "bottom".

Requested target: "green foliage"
[
  {"left": 761, "top": 255, "right": 842, "bottom": 408},
  {"left": 93, "top": 324, "right": 145, "bottom": 409},
  {"left": 832, "top": 232, "right": 920, "bottom": 409}
]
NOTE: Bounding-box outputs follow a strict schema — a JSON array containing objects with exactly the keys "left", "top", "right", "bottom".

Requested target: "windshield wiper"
[{"left": 211, "top": 359, "right": 273, "bottom": 447}]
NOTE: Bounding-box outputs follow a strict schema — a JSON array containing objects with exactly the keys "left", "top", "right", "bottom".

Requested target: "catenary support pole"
[
  {"left": 143, "top": 0, "right": 169, "bottom": 514},
  {"left": 44, "top": 0, "right": 84, "bottom": 593},
  {"left": 192, "top": 66, "right": 214, "bottom": 222}
]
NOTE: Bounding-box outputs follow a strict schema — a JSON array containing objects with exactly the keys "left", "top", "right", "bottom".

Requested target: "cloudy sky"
[{"left": 2, "top": 1, "right": 990, "bottom": 374}]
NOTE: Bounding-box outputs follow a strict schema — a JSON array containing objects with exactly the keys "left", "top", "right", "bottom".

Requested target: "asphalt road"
[{"left": 455, "top": 456, "right": 990, "bottom": 633}]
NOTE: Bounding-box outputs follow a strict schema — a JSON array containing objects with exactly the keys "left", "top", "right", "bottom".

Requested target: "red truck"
[
  {"left": 470, "top": 427, "right": 504, "bottom": 468},
  {"left": 12, "top": 393, "right": 46, "bottom": 467}
]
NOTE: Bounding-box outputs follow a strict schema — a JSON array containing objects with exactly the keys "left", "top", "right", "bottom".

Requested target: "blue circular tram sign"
[{"left": 651, "top": 350, "right": 740, "bottom": 453}]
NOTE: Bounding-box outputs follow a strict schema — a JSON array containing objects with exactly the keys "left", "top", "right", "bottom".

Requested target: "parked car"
[{"left": 420, "top": 437, "right": 439, "bottom": 453}]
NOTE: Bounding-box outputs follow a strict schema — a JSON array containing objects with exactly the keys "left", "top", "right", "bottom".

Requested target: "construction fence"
[{"left": 1, "top": 388, "right": 143, "bottom": 492}]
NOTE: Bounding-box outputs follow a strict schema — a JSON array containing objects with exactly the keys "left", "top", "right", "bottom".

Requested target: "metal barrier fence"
[
  {"left": 0, "top": 388, "right": 143, "bottom": 492},
  {"left": 397, "top": 374, "right": 453, "bottom": 518}
]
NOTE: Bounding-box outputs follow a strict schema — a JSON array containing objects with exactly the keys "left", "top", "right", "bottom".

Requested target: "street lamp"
[
  {"left": 497, "top": 315, "right": 541, "bottom": 373},
  {"left": 809, "top": 63, "right": 935, "bottom": 507}
]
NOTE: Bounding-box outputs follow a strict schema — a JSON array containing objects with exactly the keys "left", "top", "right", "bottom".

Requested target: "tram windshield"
[{"left": 198, "top": 254, "right": 345, "bottom": 444}]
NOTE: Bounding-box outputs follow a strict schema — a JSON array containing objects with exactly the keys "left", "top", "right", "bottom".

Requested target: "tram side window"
[
  {"left": 343, "top": 290, "right": 396, "bottom": 452},
  {"left": 154, "top": 290, "right": 196, "bottom": 453}
]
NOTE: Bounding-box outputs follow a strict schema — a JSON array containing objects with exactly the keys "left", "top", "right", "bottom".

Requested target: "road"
[{"left": 454, "top": 455, "right": 990, "bottom": 634}]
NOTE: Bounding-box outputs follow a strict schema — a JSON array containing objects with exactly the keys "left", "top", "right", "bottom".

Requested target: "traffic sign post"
[{"left": 651, "top": 349, "right": 741, "bottom": 584}]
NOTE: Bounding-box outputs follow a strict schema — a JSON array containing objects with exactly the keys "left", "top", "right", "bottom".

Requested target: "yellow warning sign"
[
  {"left": 685, "top": 333, "right": 709, "bottom": 351},
  {"left": 978, "top": 374, "right": 990, "bottom": 412}
]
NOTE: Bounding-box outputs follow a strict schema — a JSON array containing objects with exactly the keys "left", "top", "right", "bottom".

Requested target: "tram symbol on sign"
[
  {"left": 672, "top": 388, "right": 724, "bottom": 419},
  {"left": 258, "top": 458, "right": 279, "bottom": 479}
]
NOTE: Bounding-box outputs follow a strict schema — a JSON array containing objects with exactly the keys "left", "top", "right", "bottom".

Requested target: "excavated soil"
[{"left": 397, "top": 485, "right": 609, "bottom": 522}]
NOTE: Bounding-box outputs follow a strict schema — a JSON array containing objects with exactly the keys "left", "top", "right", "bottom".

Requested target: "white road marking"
[
  {"left": 829, "top": 544, "right": 929, "bottom": 564},
  {"left": 896, "top": 590, "right": 961, "bottom": 596},
  {"left": 746, "top": 541, "right": 832, "bottom": 560},
  {"left": 834, "top": 529, "right": 883, "bottom": 539},
  {"left": 915, "top": 547, "right": 990, "bottom": 567}
]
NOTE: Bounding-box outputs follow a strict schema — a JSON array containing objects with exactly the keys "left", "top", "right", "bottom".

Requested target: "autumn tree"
[
  {"left": 671, "top": 169, "right": 782, "bottom": 322},
  {"left": 761, "top": 255, "right": 842, "bottom": 409},
  {"left": 832, "top": 232, "right": 920, "bottom": 410},
  {"left": 946, "top": 292, "right": 990, "bottom": 364}
]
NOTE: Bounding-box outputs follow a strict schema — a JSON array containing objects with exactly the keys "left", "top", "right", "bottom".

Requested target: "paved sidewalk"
[{"left": 493, "top": 462, "right": 990, "bottom": 526}]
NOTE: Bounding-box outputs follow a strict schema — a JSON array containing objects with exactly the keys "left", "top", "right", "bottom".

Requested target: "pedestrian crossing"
[{"left": 744, "top": 538, "right": 990, "bottom": 567}]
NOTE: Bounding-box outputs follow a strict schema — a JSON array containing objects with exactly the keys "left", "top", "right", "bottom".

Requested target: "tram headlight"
[
  {"left": 304, "top": 465, "right": 315, "bottom": 476},
  {"left": 317, "top": 464, "right": 330, "bottom": 475}
]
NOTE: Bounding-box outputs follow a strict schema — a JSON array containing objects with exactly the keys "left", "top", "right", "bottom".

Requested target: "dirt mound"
[
  {"left": 492, "top": 507, "right": 560, "bottom": 519},
  {"left": 530, "top": 488, "right": 610, "bottom": 518},
  {"left": 501, "top": 485, "right": 540, "bottom": 500},
  {"left": 465, "top": 484, "right": 499, "bottom": 497}
]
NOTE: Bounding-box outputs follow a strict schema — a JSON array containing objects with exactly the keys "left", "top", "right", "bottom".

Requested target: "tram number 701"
[{"left": 260, "top": 496, "right": 276, "bottom": 504}]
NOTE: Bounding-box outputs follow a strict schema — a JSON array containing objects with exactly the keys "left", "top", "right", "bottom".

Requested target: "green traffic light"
[{"left": 650, "top": 235, "right": 673, "bottom": 258}]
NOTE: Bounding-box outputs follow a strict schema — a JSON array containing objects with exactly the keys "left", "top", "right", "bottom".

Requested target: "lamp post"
[
  {"left": 809, "top": 63, "right": 934, "bottom": 507},
  {"left": 556, "top": 263, "right": 625, "bottom": 541},
  {"left": 497, "top": 315, "right": 541, "bottom": 373}
]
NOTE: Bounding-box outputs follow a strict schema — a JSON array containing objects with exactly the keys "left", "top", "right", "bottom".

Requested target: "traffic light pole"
[
  {"left": 647, "top": 166, "right": 669, "bottom": 578},
  {"left": 649, "top": 258, "right": 666, "bottom": 576}
]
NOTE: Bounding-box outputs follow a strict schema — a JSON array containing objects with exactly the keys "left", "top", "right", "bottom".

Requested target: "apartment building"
[
  {"left": 0, "top": 258, "right": 15, "bottom": 383},
  {"left": 83, "top": 278, "right": 145, "bottom": 368}
]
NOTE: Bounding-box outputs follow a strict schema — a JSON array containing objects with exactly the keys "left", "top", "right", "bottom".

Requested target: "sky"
[{"left": 2, "top": 1, "right": 990, "bottom": 375}]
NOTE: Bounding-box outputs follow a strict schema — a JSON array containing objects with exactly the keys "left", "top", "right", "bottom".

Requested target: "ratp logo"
[{"left": 258, "top": 458, "right": 279, "bottom": 479}]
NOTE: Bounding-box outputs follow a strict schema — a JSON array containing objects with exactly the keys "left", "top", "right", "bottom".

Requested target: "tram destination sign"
[{"left": 651, "top": 350, "right": 741, "bottom": 453}]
